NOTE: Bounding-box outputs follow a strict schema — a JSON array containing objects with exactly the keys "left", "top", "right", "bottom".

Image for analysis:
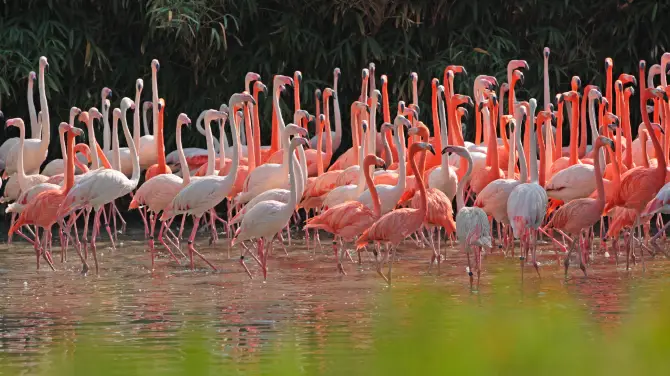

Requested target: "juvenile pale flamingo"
[
  {"left": 443, "top": 145, "right": 491, "bottom": 289},
  {"left": 356, "top": 142, "right": 435, "bottom": 285}
]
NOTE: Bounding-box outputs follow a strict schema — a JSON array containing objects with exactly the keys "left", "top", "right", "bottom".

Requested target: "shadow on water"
[{"left": 1, "top": 229, "right": 670, "bottom": 373}]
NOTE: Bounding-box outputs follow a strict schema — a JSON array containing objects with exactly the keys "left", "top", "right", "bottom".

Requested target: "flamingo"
[
  {"left": 310, "top": 69, "right": 342, "bottom": 151},
  {"left": 0, "top": 73, "right": 34, "bottom": 174},
  {"left": 4, "top": 57, "right": 51, "bottom": 177},
  {"left": 323, "top": 120, "right": 371, "bottom": 209},
  {"left": 427, "top": 85, "right": 458, "bottom": 200},
  {"left": 58, "top": 97, "right": 141, "bottom": 274},
  {"left": 546, "top": 89, "right": 604, "bottom": 203},
  {"left": 356, "top": 142, "right": 436, "bottom": 285},
  {"left": 305, "top": 154, "right": 386, "bottom": 274},
  {"left": 130, "top": 113, "right": 195, "bottom": 268},
  {"left": 8, "top": 120, "right": 87, "bottom": 272},
  {"left": 357, "top": 116, "right": 411, "bottom": 214},
  {"left": 609, "top": 67, "right": 667, "bottom": 270},
  {"left": 162, "top": 93, "right": 255, "bottom": 270},
  {"left": 233, "top": 137, "right": 310, "bottom": 280},
  {"left": 507, "top": 100, "right": 550, "bottom": 277},
  {"left": 546, "top": 136, "right": 613, "bottom": 277},
  {"left": 443, "top": 144, "right": 492, "bottom": 288},
  {"left": 144, "top": 98, "right": 171, "bottom": 180}
]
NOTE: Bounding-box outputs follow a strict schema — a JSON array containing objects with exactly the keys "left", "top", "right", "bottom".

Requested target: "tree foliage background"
[{"left": 0, "top": 0, "right": 667, "bottom": 161}]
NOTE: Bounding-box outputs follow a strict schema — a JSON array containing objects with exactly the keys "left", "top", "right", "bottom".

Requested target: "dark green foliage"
[{"left": 0, "top": 0, "right": 667, "bottom": 159}]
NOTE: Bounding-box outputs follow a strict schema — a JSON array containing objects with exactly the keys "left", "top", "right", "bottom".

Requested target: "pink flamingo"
[
  {"left": 609, "top": 65, "right": 667, "bottom": 270},
  {"left": 356, "top": 142, "right": 435, "bottom": 285},
  {"left": 305, "top": 154, "right": 385, "bottom": 274},
  {"left": 546, "top": 136, "right": 613, "bottom": 277},
  {"left": 233, "top": 137, "right": 310, "bottom": 280},
  {"left": 8, "top": 120, "right": 86, "bottom": 272}
]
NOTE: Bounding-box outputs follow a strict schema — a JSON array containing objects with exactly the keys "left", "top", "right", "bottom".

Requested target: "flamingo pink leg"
[{"left": 186, "top": 215, "right": 217, "bottom": 271}]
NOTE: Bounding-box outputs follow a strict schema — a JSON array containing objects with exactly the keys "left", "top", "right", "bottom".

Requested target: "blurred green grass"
[{"left": 3, "top": 273, "right": 670, "bottom": 376}]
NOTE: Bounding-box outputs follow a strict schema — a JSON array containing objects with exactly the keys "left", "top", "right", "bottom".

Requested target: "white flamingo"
[
  {"left": 58, "top": 97, "right": 140, "bottom": 274},
  {"left": 162, "top": 93, "right": 255, "bottom": 270},
  {"left": 507, "top": 99, "right": 549, "bottom": 276},
  {"left": 4, "top": 57, "right": 51, "bottom": 177},
  {"left": 233, "top": 136, "right": 309, "bottom": 280}
]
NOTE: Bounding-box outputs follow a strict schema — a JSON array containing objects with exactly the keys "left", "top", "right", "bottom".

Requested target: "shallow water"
[{"left": 1, "top": 228, "right": 670, "bottom": 372}]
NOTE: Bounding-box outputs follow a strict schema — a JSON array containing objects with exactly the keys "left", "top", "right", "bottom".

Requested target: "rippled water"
[{"left": 1, "top": 228, "right": 670, "bottom": 372}]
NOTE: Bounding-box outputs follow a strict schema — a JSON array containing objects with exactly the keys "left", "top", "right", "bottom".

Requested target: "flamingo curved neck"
[
  {"left": 120, "top": 108, "right": 140, "bottom": 185},
  {"left": 588, "top": 97, "right": 606, "bottom": 174},
  {"left": 455, "top": 150, "right": 473, "bottom": 211},
  {"left": 176, "top": 121, "right": 190, "bottom": 186}
]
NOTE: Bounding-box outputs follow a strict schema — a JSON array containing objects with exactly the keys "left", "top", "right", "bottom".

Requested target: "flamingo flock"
[{"left": 4, "top": 51, "right": 670, "bottom": 289}]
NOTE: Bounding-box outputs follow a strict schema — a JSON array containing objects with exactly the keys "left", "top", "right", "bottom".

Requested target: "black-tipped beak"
[
  {"left": 461, "top": 109, "right": 469, "bottom": 122},
  {"left": 156, "top": 62, "right": 160, "bottom": 71},
  {"left": 639, "top": 60, "right": 646, "bottom": 70},
  {"left": 664, "top": 92, "right": 669, "bottom": 102},
  {"left": 381, "top": 162, "right": 387, "bottom": 170},
  {"left": 523, "top": 61, "right": 530, "bottom": 71},
  {"left": 108, "top": 90, "right": 113, "bottom": 99},
  {"left": 631, "top": 77, "right": 638, "bottom": 86},
  {"left": 441, "top": 147, "right": 450, "bottom": 155},
  {"left": 428, "top": 144, "right": 436, "bottom": 155},
  {"left": 467, "top": 97, "right": 474, "bottom": 107},
  {"left": 519, "top": 72, "right": 525, "bottom": 85},
  {"left": 544, "top": 49, "right": 550, "bottom": 58},
  {"left": 461, "top": 67, "right": 468, "bottom": 78}
]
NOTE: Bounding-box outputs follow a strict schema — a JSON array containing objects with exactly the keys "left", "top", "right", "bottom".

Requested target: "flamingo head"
[
  {"left": 254, "top": 81, "right": 268, "bottom": 97},
  {"left": 89, "top": 107, "right": 103, "bottom": 120},
  {"left": 29, "top": 71, "right": 37, "bottom": 81},
  {"left": 39, "top": 56, "right": 48, "bottom": 72},
  {"left": 380, "top": 75, "right": 387, "bottom": 87},
  {"left": 596, "top": 136, "right": 615, "bottom": 151},
  {"left": 361, "top": 68, "right": 369, "bottom": 80},
  {"left": 412, "top": 142, "right": 436, "bottom": 156},
  {"left": 245, "top": 72, "right": 261, "bottom": 84},
  {"left": 513, "top": 70, "right": 525, "bottom": 86},
  {"left": 446, "top": 65, "right": 467, "bottom": 77},
  {"left": 315, "top": 89, "right": 322, "bottom": 101},
  {"left": 457, "top": 107, "right": 469, "bottom": 122},
  {"left": 507, "top": 59, "right": 529, "bottom": 73},
  {"left": 368, "top": 62, "right": 376, "bottom": 74},
  {"left": 158, "top": 98, "right": 166, "bottom": 112},
  {"left": 71, "top": 126, "right": 84, "bottom": 137},
  {"left": 334, "top": 68, "right": 341, "bottom": 81},
  {"left": 101, "top": 87, "right": 112, "bottom": 100},
  {"left": 229, "top": 92, "right": 256, "bottom": 112},
  {"left": 323, "top": 87, "right": 335, "bottom": 101},
  {"left": 69, "top": 107, "right": 82, "bottom": 119},
  {"left": 294, "top": 71, "right": 302, "bottom": 85},
  {"left": 619, "top": 73, "right": 637, "bottom": 87},
  {"left": 380, "top": 122, "right": 392, "bottom": 134},
  {"left": 587, "top": 88, "right": 602, "bottom": 102},
  {"left": 605, "top": 115, "right": 619, "bottom": 131},
  {"left": 177, "top": 113, "right": 191, "bottom": 128},
  {"left": 410, "top": 72, "right": 418, "bottom": 82},
  {"left": 121, "top": 97, "right": 135, "bottom": 112},
  {"left": 394, "top": 115, "right": 411, "bottom": 131},
  {"left": 273, "top": 75, "right": 293, "bottom": 89},
  {"left": 151, "top": 59, "right": 160, "bottom": 72},
  {"left": 143, "top": 101, "right": 152, "bottom": 112},
  {"left": 136, "top": 79, "right": 144, "bottom": 92},
  {"left": 285, "top": 123, "right": 308, "bottom": 138},
  {"left": 544, "top": 47, "right": 550, "bottom": 58},
  {"left": 290, "top": 136, "right": 310, "bottom": 150},
  {"left": 605, "top": 57, "right": 613, "bottom": 69},
  {"left": 5, "top": 118, "right": 24, "bottom": 129}
]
